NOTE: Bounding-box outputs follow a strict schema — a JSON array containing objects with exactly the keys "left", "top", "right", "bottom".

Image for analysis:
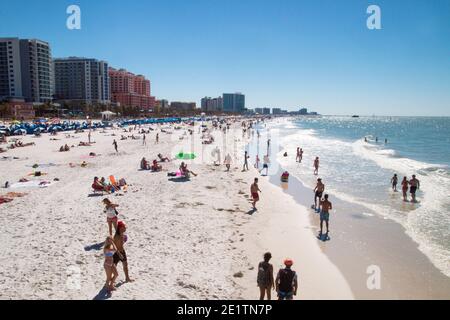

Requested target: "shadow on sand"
[
  {"left": 93, "top": 287, "right": 111, "bottom": 300},
  {"left": 84, "top": 242, "right": 105, "bottom": 251}
]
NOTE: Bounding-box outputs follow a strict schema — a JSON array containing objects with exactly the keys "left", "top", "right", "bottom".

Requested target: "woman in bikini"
[
  {"left": 103, "top": 236, "right": 120, "bottom": 294},
  {"left": 401, "top": 177, "right": 409, "bottom": 202},
  {"left": 103, "top": 198, "right": 119, "bottom": 236}
]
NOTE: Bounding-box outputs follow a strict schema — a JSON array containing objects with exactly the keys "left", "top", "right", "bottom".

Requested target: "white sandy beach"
[{"left": 0, "top": 121, "right": 353, "bottom": 300}]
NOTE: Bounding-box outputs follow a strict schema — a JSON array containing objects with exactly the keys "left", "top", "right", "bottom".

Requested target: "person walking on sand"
[
  {"left": 224, "top": 153, "right": 232, "bottom": 171},
  {"left": 155, "top": 133, "right": 159, "bottom": 144},
  {"left": 267, "top": 139, "right": 271, "bottom": 153},
  {"left": 103, "top": 198, "right": 119, "bottom": 236},
  {"left": 255, "top": 154, "right": 260, "bottom": 169},
  {"left": 391, "top": 174, "right": 398, "bottom": 192},
  {"left": 113, "top": 221, "right": 133, "bottom": 283},
  {"left": 257, "top": 252, "right": 275, "bottom": 300},
  {"left": 243, "top": 151, "right": 250, "bottom": 171},
  {"left": 250, "top": 178, "right": 262, "bottom": 210},
  {"left": 313, "top": 157, "right": 320, "bottom": 175},
  {"left": 409, "top": 175, "right": 420, "bottom": 203},
  {"left": 313, "top": 178, "right": 325, "bottom": 212},
  {"left": 401, "top": 176, "right": 409, "bottom": 202},
  {"left": 103, "top": 236, "right": 120, "bottom": 294},
  {"left": 260, "top": 155, "right": 270, "bottom": 176},
  {"left": 142, "top": 133, "right": 146, "bottom": 146},
  {"left": 275, "top": 259, "right": 298, "bottom": 300},
  {"left": 319, "top": 194, "right": 332, "bottom": 235},
  {"left": 88, "top": 131, "right": 91, "bottom": 144},
  {"left": 113, "top": 139, "right": 118, "bottom": 153}
]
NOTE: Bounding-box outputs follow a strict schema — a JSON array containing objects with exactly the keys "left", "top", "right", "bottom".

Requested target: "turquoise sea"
[{"left": 267, "top": 116, "right": 450, "bottom": 277}]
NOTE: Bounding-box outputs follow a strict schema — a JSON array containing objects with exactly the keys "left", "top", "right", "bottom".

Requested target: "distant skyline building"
[
  {"left": 262, "top": 107, "right": 271, "bottom": 115},
  {"left": 254, "top": 108, "right": 263, "bottom": 114},
  {"left": 53, "top": 57, "right": 110, "bottom": 105},
  {"left": 109, "top": 67, "right": 155, "bottom": 110},
  {"left": 222, "top": 93, "right": 245, "bottom": 113},
  {"left": 170, "top": 101, "right": 196, "bottom": 111},
  {"left": 201, "top": 96, "right": 223, "bottom": 112},
  {"left": 299, "top": 108, "right": 308, "bottom": 115},
  {"left": 0, "top": 37, "right": 53, "bottom": 103},
  {"left": 272, "top": 108, "right": 282, "bottom": 115}
]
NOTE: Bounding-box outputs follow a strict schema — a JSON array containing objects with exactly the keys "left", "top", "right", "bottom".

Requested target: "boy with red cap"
[
  {"left": 275, "top": 259, "right": 298, "bottom": 300},
  {"left": 113, "top": 221, "right": 133, "bottom": 283}
]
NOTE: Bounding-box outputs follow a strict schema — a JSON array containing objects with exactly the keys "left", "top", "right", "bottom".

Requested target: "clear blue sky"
[{"left": 1, "top": 0, "right": 449, "bottom": 115}]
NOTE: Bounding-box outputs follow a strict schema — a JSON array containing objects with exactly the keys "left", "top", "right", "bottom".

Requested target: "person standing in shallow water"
[
  {"left": 257, "top": 252, "right": 275, "bottom": 300},
  {"left": 320, "top": 194, "right": 332, "bottom": 235},
  {"left": 313, "top": 157, "right": 319, "bottom": 175},
  {"left": 391, "top": 174, "right": 398, "bottom": 192},
  {"left": 409, "top": 175, "right": 420, "bottom": 203},
  {"left": 401, "top": 176, "right": 409, "bottom": 202}
]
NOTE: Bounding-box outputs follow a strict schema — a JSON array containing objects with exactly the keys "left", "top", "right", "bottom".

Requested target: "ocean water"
[{"left": 269, "top": 116, "right": 450, "bottom": 278}]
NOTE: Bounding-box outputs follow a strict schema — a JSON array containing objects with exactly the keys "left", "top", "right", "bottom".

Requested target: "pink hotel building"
[{"left": 109, "top": 68, "right": 156, "bottom": 110}]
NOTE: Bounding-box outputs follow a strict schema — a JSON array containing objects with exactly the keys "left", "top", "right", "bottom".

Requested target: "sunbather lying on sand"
[{"left": 157, "top": 153, "right": 170, "bottom": 162}]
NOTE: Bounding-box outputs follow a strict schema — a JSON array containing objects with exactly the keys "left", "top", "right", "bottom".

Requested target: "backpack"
[{"left": 278, "top": 268, "right": 296, "bottom": 292}]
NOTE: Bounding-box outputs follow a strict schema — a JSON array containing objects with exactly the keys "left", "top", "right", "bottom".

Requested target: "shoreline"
[{"left": 254, "top": 119, "right": 450, "bottom": 299}]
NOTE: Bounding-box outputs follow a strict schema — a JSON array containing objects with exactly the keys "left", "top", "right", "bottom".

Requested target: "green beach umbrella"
[{"left": 176, "top": 152, "right": 197, "bottom": 160}]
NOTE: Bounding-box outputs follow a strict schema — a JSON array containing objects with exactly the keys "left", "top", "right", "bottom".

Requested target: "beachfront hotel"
[
  {"left": 0, "top": 37, "right": 53, "bottom": 103},
  {"left": 109, "top": 67, "right": 156, "bottom": 111},
  {"left": 53, "top": 57, "right": 110, "bottom": 105},
  {"left": 222, "top": 93, "right": 245, "bottom": 113},
  {"left": 201, "top": 96, "right": 223, "bottom": 112}
]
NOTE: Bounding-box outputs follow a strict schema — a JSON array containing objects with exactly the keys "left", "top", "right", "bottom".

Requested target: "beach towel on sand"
[
  {"left": 10, "top": 180, "right": 55, "bottom": 189},
  {"left": 0, "top": 197, "right": 13, "bottom": 205}
]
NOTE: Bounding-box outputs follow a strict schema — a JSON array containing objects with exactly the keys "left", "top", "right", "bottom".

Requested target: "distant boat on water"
[{"left": 352, "top": 115, "right": 360, "bottom": 118}]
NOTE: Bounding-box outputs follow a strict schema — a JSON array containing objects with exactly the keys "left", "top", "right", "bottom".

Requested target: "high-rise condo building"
[
  {"left": 222, "top": 93, "right": 245, "bottom": 113},
  {"left": 109, "top": 68, "right": 155, "bottom": 110},
  {"left": 53, "top": 57, "right": 110, "bottom": 104},
  {"left": 201, "top": 96, "right": 223, "bottom": 112},
  {"left": 0, "top": 37, "right": 53, "bottom": 103}
]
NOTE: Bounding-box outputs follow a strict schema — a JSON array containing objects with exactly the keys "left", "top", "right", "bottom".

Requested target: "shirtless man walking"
[
  {"left": 313, "top": 157, "right": 320, "bottom": 175},
  {"left": 313, "top": 178, "right": 325, "bottom": 213},
  {"left": 409, "top": 175, "right": 420, "bottom": 203},
  {"left": 320, "top": 194, "right": 332, "bottom": 235},
  {"left": 250, "top": 178, "right": 262, "bottom": 210},
  {"left": 113, "top": 221, "right": 133, "bottom": 283}
]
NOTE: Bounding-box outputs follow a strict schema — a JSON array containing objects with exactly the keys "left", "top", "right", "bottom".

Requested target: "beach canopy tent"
[{"left": 101, "top": 111, "right": 116, "bottom": 121}]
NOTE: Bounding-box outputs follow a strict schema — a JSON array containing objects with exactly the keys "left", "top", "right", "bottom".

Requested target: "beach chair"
[
  {"left": 109, "top": 175, "right": 120, "bottom": 191},
  {"left": 92, "top": 183, "right": 105, "bottom": 195}
]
